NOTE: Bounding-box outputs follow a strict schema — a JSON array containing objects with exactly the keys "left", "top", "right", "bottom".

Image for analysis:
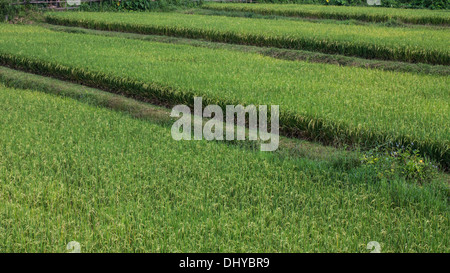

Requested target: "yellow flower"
[{"left": 326, "top": 0, "right": 329, "bottom": 2}]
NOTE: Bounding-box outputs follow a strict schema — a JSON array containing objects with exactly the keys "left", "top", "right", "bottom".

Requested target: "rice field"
[
  {"left": 0, "top": 83, "right": 448, "bottom": 252},
  {"left": 45, "top": 11, "right": 450, "bottom": 65},
  {"left": 41, "top": 23, "right": 450, "bottom": 76},
  {"left": 0, "top": 24, "right": 448, "bottom": 167},
  {"left": 1, "top": 3, "right": 449, "bottom": 253},
  {"left": 203, "top": 3, "right": 450, "bottom": 25}
]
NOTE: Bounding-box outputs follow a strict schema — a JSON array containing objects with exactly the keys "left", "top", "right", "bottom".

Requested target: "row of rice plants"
[
  {"left": 0, "top": 24, "right": 448, "bottom": 167},
  {"left": 45, "top": 12, "right": 450, "bottom": 65},
  {"left": 42, "top": 23, "right": 450, "bottom": 76},
  {"left": 202, "top": 3, "right": 450, "bottom": 25},
  {"left": 1, "top": 85, "right": 449, "bottom": 252}
]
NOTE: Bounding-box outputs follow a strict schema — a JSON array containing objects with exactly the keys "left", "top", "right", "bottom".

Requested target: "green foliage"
[
  {"left": 361, "top": 143, "right": 440, "bottom": 183},
  {"left": 0, "top": 24, "right": 448, "bottom": 168},
  {"left": 0, "top": 0, "right": 25, "bottom": 21},
  {"left": 203, "top": 3, "right": 450, "bottom": 25},
  {"left": 45, "top": 11, "right": 450, "bottom": 65},
  {"left": 79, "top": 0, "right": 202, "bottom": 12},
  {"left": 120, "top": 0, "right": 202, "bottom": 11},
  {"left": 0, "top": 84, "right": 449, "bottom": 252}
]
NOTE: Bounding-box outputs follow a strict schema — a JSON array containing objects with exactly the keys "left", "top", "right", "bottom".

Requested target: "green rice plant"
[
  {"left": 0, "top": 65, "right": 360, "bottom": 165},
  {"left": 45, "top": 23, "right": 450, "bottom": 76},
  {"left": 0, "top": 84, "right": 449, "bottom": 252},
  {"left": 45, "top": 11, "right": 450, "bottom": 65},
  {"left": 0, "top": 24, "right": 448, "bottom": 168},
  {"left": 253, "top": 0, "right": 449, "bottom": 10},
  {"left": 203, "top": 3, "right": 450, "bottom": 25}
]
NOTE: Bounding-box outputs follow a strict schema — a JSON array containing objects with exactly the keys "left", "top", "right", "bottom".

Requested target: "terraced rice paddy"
[
  {"left": 203, "top": 3, "right": 450, "bottom": 25},
  {"left": 0, "top": 82, "right": 449, "bottom": 252},
  {"left": 45, "top": 11, "right": 450, "bottom": 65},
  {"left": 1, "top": 3, "right": 449, "bottom": 253},
  {"left": 0, "top": 24, "right": 448, "bottom": 167}
]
